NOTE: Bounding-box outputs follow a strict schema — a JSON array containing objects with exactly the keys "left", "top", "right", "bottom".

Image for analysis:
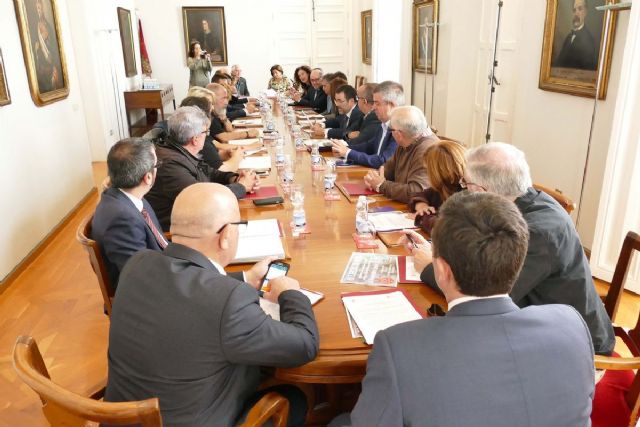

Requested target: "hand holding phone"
[{"left": 260, "top": 261, "right": 290, "bottom": 293}]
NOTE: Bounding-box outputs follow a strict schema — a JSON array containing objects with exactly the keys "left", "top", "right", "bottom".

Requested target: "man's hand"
[
  {"left": 347, "top": 130, "right": 360, "bottom": 140},
  {"left": 331, "top": 141, "right": 348, "bottom": 157},
  {"left": 364, "top": 166, "right": 385, "bottom": 191},
  {"left": 247, "top": 128, "right": 259, "bottom": 138},
  {"left": 237, "top": 170, "right": 258, "bottom": 192},
  {"left": 399, "top": 229, "right": 429, "bottom": 252},
  {"left": 246, "top": 103, "right": 258, "bottom": 114},
  {"left": 412, "top": 244, "right": 433, "bottom": 273},
  {"left": 244, "top": 256, "right": 278, "bottom": 290},
  {"left": 264, "top": 276, "right": 301, "bottom": 303},
  {"left": 291, "top": 92, "right": 302, "bottom": 102}
]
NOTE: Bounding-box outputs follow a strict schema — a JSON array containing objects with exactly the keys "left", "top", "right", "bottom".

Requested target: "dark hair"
[
  {"left": 335, "top": 84, "right": 357, "bottom": 102},
  {"left": 431, "top": 192, "right": 529, "bottom": 296},
  {"left": 321, "top": 73, "right": 334, "bottom": 83},
  {"left": 188, "top": 40, "right": 201, "bottom": 58},
  {"left": 108, "top": 138, "right": 155, "bottom": 189},
  {"left": 180, "top": 96, "right": 212, "bottom": 118},
  {"left": 332, "top": 71, "right": 348, "bottom": 81},
  {"left": 329, "top": 78, "right": 348, "bottom": 102},
  {"left": 294, "top": 65, "right": 312, "bottom": 89},
  {"left": 359, "top": 83, "right": 378, "bottom": 103},
  {"left": 270, "top": 64, "right": 284, "bottom": 76},
  {"left": 211, "top": 73, "right": 232, "bottom": 84}
]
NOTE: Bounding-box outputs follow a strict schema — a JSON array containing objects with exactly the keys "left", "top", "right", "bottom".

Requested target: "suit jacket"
[
  {"left": 346, "top": 124, "right": 397, "bottom": 169},
  {"left": 420, "top": 187, "right": 615, "bottom": 355},
  {"left": 294, "top": 86, "right": 327, "bottom": 113},
  {"left": 347, "top": 110, "right": 381, "bottom": 145},
  {"left": 326, "top": 105, "right": 364, "bottom": 140},
  {"left": 553, "top": 26, "right": 598, "bottom": 70},
  {"left": 91, "top": 187, "right": 163, "bottom": 288},
  {"left": 146, "top": 140, "right": 244, "bottom": 231},
  {"left": 337, "top": 298, "right": 594, "bottom": 427},
  {"left": 104, "top": 244, "right": 319, "bottom": 427},
  {"left": 235, "top": 77, "right": 250, "bottom": 96}
]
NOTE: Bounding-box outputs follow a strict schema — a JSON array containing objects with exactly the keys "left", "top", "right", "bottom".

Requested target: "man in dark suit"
[
  {"left": 330, "top": 192, "right": 595, "bottom": 427},
  {"left": 291, "top": 68, "right": 327, "bottom": 113},
  {"left": 415, "top": 142, "right": 615, "bottom": 355},
  {"left": 311, "top": 84, "right": 363, "bottom": 140},
  {"left": 231, "top": 64, "right": 250, "bottom": 96},
  {"left": 331, "top": 81, "right": 404, "bottom": 168},
  {"left": 91, "top": 138, "right": 167, "bottom": 288},
  {"left": 346, "top": 83, "right": 381, "bottom": 145},
  {"left": 553, "top": 0, "right": 598, "bottom": 70},
  {"left": 105, "top": 183, "right": 319, "bottom": 427}
]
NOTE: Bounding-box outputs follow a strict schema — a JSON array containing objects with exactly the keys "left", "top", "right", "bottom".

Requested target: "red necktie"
[{"left": 141, "top": 208, "right": 168, "bottom": 249}]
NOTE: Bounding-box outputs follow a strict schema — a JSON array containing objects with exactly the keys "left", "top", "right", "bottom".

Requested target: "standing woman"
[
  {"left": 187, "top": 41, "right": 212, "bottom": 88},
  {"left": 267, "top": 64, "right": 292, "bottom": 93}
]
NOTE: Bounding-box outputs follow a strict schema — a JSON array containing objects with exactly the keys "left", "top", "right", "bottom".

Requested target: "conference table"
[{"left": 229, "top": 100, "right": 445, "bottom": 420}]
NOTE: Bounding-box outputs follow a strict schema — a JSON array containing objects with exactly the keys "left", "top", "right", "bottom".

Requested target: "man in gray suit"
[
  {"left": 105, "top": 183, "right": 319, "bottom": 427},
  {"left": 330, "top": 192, "right": 594, "bottom": 427}
]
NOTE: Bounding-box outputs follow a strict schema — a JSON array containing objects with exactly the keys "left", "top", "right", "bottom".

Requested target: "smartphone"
[
  {"left": 253, "top": 196, "right": 284, "bottom": 206},
  {"left": 260, "top": 261, "right": 290, "bottom": 293}
]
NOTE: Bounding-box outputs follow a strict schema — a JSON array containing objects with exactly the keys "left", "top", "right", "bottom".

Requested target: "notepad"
[
  {"left": 229, "top": 138, "right": 261, "bottom": 146},
  {"left": 337, "top": 182, "right": 378, "bottom": 197},
  {"left": 260, "top": 288, "right": 324, "bottom": 321},
  {"left": 368, "top": 211, "right": 417, "bottom": 232},
  {"left": 232, "top": 219, "right": 285, "bottom": 264},
  {"left": 238, "top": 156, "right": 271, "bottom": 170},
  {"left": 244, "top": 186, "right": 279, "bottom": 200}
]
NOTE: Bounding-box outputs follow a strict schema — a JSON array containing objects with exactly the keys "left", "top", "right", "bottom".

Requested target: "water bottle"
[
  {"left": 324, "top": 161, "right": 337, "bottom": 190},
  {"left": 275, "top": 139, "right": 285, "bottom": 166},
  {"left": 292, "top": 190, "right": 306, "bottom": 235},
  {"left": 295, "top": 135, "right": 305, "bottom": 150},
  {"left": 311, "top": 142, "right": 321, "bottom": 166},
  {"left": 355, "top": 196, "right": 370, "bottom": 235}
]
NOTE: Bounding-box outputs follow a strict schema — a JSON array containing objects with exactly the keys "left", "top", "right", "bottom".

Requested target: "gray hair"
[
  {"left": 168, "top": 106, "right": 210, "bottom": 145},
  {"left": 231, "top": 64, "right": 239, "bottom": 71},
  {"left": 359, "top": 83, "right": 378, "bottom": 102},
  {"left": 465, "top": 142, "right": 532, "bottom": 198},
  {"left": 374, "top": 81, "right": 405, "bottom": 106},
  {"left": 107, "top": 138, "right": 155, "bottom": 189},
  {"left": 390, "top": 106, "right": 429, "bottom": 138}
]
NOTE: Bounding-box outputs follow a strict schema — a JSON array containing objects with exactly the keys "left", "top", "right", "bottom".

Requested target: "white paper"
[
  {"left": 238, "top": 219, "right": 280, "bottom": 238},
  {"left": 404, "top": 256, "right": 422, "bottom": 281},
  {"left": 303, "top": 139, "right": 333, "bottom": 148},
  {"left": 228, "top": 138, "right": 260, "bottom": 146},
  {"left": 342, "top": 291, "right": 422, "bottom": 344},
  {"left": 234, "top": 118, "right": 263, "bottom": 127},
  {"left": 246, "top": 112, "right": 261, "bottom": 118},
  {"left": 244, "top": 147, "right": 268, "bottom": 156},
  {"left": 340, "top": 252, "right": 398, "bottom": 287},
  {"left": 232, "top": 219, "right": 285, "bottom": 264},
  {"left": 368, "top": 211, "right": 417, "bottom": 232},
  {"left": 260, "top": 288, "right": 324, "bottom": 321},
  {"left": 238, "top": 156, "right": 271, "bottom": 170}
]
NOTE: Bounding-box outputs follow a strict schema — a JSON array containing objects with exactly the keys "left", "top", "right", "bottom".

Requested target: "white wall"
[
  {"left": 349, "top": 0, "right": 373, "bottom": 84},
  {"left": 0, "top": 0, "right": 94, "bottom": 281}
]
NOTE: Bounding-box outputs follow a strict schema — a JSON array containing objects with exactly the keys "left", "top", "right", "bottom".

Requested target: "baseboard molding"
[{"left": 0, "top": 187, "right": 98, "bottom": 294}]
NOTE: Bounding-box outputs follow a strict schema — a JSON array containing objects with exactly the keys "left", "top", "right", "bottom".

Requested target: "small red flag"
[{"left": 138, "top": 19, "right": 152, "bottom": 76}]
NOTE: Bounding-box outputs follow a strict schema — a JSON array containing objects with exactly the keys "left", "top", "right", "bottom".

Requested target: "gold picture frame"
[
  {"left": 539, "top": 0, "right": 617, "bottom": 99},
  {"left": 13, "top": 0, "right": 69, "bottom": 106},
  {"left": 413, "top": 0, "right": 438, "bottom": 74},
  {"left": 0, "top": 49, "right": 11, "bottom": 106},
  {"left": 117, "top": 7, "right": 137, "bottom": 78},
  {"left": 361, "top": 10, "right": 372, "bottom": 65},
  {"left": 182, "top": 6, "right": 228, "bottom": 65}
]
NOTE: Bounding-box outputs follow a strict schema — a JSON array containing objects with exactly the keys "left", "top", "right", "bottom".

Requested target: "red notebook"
[
  {"left": 398, "top": 256, "right": 423, "bottom": 284},
  {"left": 337, "top": 181, "right": 377, "bottom": 197},
  {"left": 244, "top": 186, "right": 279, "bottom": 200}
]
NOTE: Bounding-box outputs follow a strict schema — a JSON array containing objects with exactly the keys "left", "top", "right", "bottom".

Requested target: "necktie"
[
  {"left": 142, "top": 208, "right": 168, "bottom": 249},
  {"left": 313, "top": 89, "right": 317, "bottom": 101}
]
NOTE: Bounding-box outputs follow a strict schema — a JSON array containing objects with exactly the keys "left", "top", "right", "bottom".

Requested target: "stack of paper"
[
  {"left": 342, "top": 289, "right": 423, "bottom": 344},
  {"left": 238, "top": 155, "right": 271, "bottom": 171},
  {"left": 368, "top": 211, "right": 418, "bottom": 232},
  {"left": 232, "top": 219, "right": 285, "bottom": 264},
  {"left": 340, "top": 252, "right": 398, "bottom": 287}
]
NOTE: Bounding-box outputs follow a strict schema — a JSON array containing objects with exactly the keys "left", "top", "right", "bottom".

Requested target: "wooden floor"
[{"left": 0, "top": 161, "right": 638, "bottom": 426}]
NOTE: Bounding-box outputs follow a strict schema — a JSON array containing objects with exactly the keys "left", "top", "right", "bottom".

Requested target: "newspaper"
[{"left": 340, "top": 252, "right": 398, "bottom": 287}]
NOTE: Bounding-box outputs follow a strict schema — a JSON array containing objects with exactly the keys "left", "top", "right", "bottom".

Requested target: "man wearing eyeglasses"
[
  {"left": 291, "top": 68, "right": 327, "bottom": 113},
  {"left": 92, "top": 138, "right": 167, "bottom": 289},
  {"left": 105, "top": 183, "right": 318, "bottom": 427},
  {"left": 311, "top": 84, "right": 363, "bottom": 140}
]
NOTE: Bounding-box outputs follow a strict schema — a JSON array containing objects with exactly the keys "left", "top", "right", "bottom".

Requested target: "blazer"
[
  {"left": 294, "top": 86, "right": 327, "bottom": 113},
  {"left": 91, "top": 187, "right": 163, "bottom": 288},
  {"left": 326, "top": 105, "right": 364, "bottom": 140},
  {"left": 335, "top": 298, "right": 594, "bottom": 427},
  {"left": 104, "top": 244, "right": 319, "bottom": 427},
  {"left": 420, "top": 187, "right": 615, "bottom": 355},
  {"left": 347, "top": 110, "right": 381, "bottom": 146},
  {"left": 235, "top": 76, "right": 250, "bottom": 96},
  {"left": 346, "top": 124, "right": 397, "bottom": 169},
  {"left": 145, "top": 140, "right": 244, "bottom": 231}
]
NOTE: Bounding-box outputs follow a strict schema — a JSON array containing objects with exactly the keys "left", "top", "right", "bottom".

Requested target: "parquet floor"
[{"left": 0, "top": 161, "right": 638, "bottom": 426}]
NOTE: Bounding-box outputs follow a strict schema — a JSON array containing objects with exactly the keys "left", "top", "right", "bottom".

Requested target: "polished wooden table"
[{"left": 232, "top": 102, "right": 445, "bottom": 391}]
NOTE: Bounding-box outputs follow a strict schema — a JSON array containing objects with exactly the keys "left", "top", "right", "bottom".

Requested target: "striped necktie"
[{"left": 141, "top": 208, "right": 168, "bottom": 249}]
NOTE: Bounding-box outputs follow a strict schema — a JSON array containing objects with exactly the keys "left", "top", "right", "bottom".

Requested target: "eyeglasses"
[
  {"left": 459, "top": 177, "right": 487, "bottom": 191},
  {"left": 216, "top": 220, "right": 248, "bottom": 234}
]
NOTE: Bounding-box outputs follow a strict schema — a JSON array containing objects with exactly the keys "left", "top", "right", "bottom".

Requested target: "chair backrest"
[
  {"left": 13, "top": 335, "right": 162, "bottom": 427},
  {"left": 354, "top": 75, "right": 366, "bottom": 88},
  {"left": 76, "top": 215, "right": 114, "bottom": 316},
  {"left": 532, "top": 183, "right": 576, "bottom": 214},
  {"left": 605, "top": 231, "right": 640, "bottom": 330}
]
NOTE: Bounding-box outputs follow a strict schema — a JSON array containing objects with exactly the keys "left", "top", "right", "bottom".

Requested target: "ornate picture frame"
[
  {"left": 0, "top": 49, "right": 11, "bottom": 106},
  {"left": 539, "top": 0, "right": 617, "bottom": 99},
  {"left": 413, "top": 0, "right": 439, "bottom": 74},
  {"left": 182, "top": 6, "right": 228, "bottom": 65},
  {"left": 361, "top": 10, "right": 372, "bottom": 65},
  {"left": 13, "top": 0, "right": 69, "bottom": 106},
  {"left": 117, "top": 7, "right": 137, "bottom": 78}
]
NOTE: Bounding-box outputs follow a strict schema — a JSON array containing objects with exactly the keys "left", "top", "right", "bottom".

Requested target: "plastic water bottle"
[
  {"left": 324, "top": 161, "right": 337, "bottom": 190},
  {"left": 355, "top": 196, "right": 370, "bottom": 235},
  {"left": 295, "top": 135, "right": 305, "bottom": 150},
  {"left": 311, "top": 142, "right": 321, "bottom": 166},
  {"left": 275, "top": 139, "right": 285, "bottom": 166},
  {"left": 292, "top": 190, "right": 306, "bottom": 235}
]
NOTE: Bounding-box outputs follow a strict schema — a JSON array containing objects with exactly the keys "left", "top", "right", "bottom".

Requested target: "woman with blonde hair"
[{"left": 409, "top": 139, "right": 466, "bottom": 233}]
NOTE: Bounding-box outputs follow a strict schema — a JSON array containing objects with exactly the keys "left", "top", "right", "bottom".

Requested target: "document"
[
  {"left": 228, "top": 138, "right": 261, "bottom": 146},
  {"left": 234, "top": 118, "right": 263, "bottom": 127},
  {"left": 260, "top": 288, "right": 324, "bottom": 321},
  {"left": 368, "top": 211, "right": 417, "bottom": 232},
  {"left": 238, "top": 155, "right": 271, "bottom": 170},
  {"left": 340, "top": 252, "right": 398, "bottom": 287},
  {"left": 232, "top": 219, "right": 285, "bottom": 264},
  {"left": 342, "top": 289, "right": 423, "bottom": 344},
  {"left": 398, "top": 256, "right": 422, "bottom": 283}
]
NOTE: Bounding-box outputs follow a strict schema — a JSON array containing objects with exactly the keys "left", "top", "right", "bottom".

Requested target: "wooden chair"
[
  {"left": 592, "top": 231, "right": 640, "bottom": 427},
  {"left": 13, "top": 335, "right": 290, "bottom": 427},
  {"left": 532, "top": 183, "right": 576, "bottom": 214},
  {"left": 76, "top": 215, "right": 115, "bottom": 316}
]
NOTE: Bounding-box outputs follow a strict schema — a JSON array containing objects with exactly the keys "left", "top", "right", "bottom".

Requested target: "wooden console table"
[{"left": 123, "top": 84, "right": 176, "bottom": 136}]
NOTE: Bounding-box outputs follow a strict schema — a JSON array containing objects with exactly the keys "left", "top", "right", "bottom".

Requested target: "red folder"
[
  {"left": 398, "top": 255, "right": 423, "bottom": 284},
  {"left": 341, "top": 288, "right": 425, "bottom": 319},
  {"left": 244, "top": 186, "right": 279, "bottom": 200},
  {"left": 337, "top": 181, "right": 377, "bottom": 197}
]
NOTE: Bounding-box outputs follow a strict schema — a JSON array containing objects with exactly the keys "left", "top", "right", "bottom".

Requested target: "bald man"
[
  {"left": 291, "top": 67, "right": 327, "bottom": 113},
  {"left": 104, "top": 183, "right": 319, "bottom": 427}
]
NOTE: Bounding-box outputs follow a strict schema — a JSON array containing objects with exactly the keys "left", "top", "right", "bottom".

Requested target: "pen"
[{"left": 406, "top": 233, "right": 418, "bottom": 249}]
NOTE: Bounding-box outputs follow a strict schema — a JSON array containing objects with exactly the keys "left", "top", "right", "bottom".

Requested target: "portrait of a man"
[
  {"left": 552, "top": 0, "right": 599, "bottom": 70},
  {"left": 13, "top": 0, "right": 69, "bottom": 106},
  {"left": 182, "top": 7, "right": 228, "bottom": 65}
]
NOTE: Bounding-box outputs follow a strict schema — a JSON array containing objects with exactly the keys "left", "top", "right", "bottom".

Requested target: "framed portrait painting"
[
  {"left": 13, "top": 0, "right": 69, "bottom": 106},
  {"left": 539, "top": 0, "right": 617, "bottom": 99},
  {"left": 182, "top": 7, "right": 228, "bottom": 65},
  {"left": 117, "top": 7, "right": 137, "bottom": 77},
  {"left": 361, "top": 10, "right": 372, "bottom": 65},
  {"left": 0, "top": 49, "right": 10, "bottom": 106},
  {"left": 413, "top": 0, "right": 439, "bottom": 74}
]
